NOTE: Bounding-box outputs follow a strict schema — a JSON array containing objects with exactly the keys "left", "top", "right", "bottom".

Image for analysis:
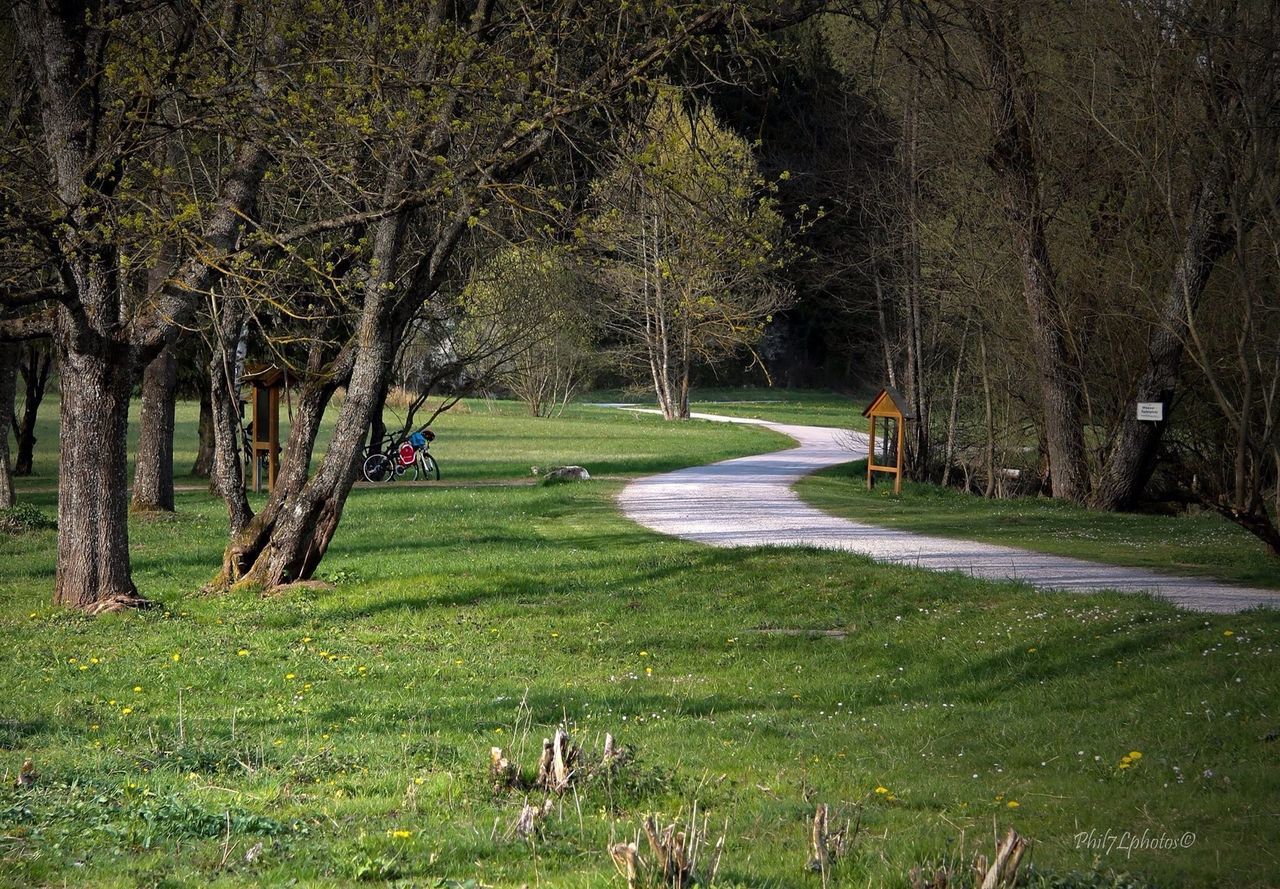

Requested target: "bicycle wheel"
[
  {"left": 419, "top": 452, "right": 440, "bottom": 481},
  {"left": 396, "top": 458, "right": 419, "bottom": 482},
  {"left": 362, "top": 453, "right": 394, "bottom": 483}
]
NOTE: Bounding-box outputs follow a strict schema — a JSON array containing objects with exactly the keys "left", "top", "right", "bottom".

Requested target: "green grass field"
[{"left": 2, "top": 390, "right": 1278, "bottom": 887}]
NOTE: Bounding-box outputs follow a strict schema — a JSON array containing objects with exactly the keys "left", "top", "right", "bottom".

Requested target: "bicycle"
[{"left": 362, "top": 426, "right": 440, "bottom": 483}]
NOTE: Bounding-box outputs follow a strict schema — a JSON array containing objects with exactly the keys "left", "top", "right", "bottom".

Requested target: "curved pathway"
[{"left": 616, "top": 411, "right": 1280, "bottom": 614}]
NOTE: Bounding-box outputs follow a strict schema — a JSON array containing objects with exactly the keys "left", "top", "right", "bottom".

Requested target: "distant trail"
[{"left": 614, "top": 410, "right": 1280, "bottom": 615}]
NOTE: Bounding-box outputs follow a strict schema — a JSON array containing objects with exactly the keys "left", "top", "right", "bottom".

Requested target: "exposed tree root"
[{"left": 84, "top": 593, "right": 158, "bottom": 615}]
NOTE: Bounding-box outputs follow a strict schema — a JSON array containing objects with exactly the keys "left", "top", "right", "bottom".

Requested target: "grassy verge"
[{"left": 798, "top": 461, "right": 1280, "bottom": 590}]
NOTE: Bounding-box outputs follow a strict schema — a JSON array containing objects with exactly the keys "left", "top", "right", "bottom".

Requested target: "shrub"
[{"left": 0, "top": 502, "right": 56, "bottom": 535}]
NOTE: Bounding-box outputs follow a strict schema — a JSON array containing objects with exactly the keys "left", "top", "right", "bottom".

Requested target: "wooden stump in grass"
[
  {"left": 535, "top": 726, "right": 580, "bottom": 794},
  {"left": 609, "top": 841, "right": 641, "bottom": 889},
  {"left": 490, "top": 746, "right": 519, "bottom": 791},
  {"left": 807, "top": 803, "right": 857, "bottom": 877},
  {"left": 975, "top": 828, "right": 1028, "bottom": 889}
]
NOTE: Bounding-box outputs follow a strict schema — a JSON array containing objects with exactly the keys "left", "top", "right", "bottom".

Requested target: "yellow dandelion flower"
[
  {"left": 237, "top": 649, "right": 250, "bottom": 656},
  {"left": 171, "top": 652, "right": 181, "bottom": 662},
  {"left": 1007, "top": 800, "right": 1020, "bottom": 808},
  {"left": 389, "top": 829, "right": 411, "bottom": 839},
  {"left": 1223, "top": 630, "right": 1234, "bottom": 636},
  {"left": 133, "top": 686, "right": 142, "bottom": 693},
  {"left": 645, "top": 667, "right": 653, "bottom": 675},
  {"left": 285, "top": 673, "right": 296, "bottom": 680},
  {"left": 1118, "top": 762, "right": 1131, "bottom": 769},
  {"left": 639, "top": 650, "right": 649, "bottom": 657},
  {"left": 121, "top": 707, "right": 133, "bottom": 715},
  {"left": 303, "top": 636, "right": 313, "bottom": 643},
  {"left": 875, "top": 786, "right": 888, "bottom": 794},
  {"left": 1128, "top": 751, "right": 1142, "bottom": 760}
]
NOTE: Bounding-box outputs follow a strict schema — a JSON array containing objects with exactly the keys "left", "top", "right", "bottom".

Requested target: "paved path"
[{"left": 616, "top": 411, "right": 1280, "bottom": 614}]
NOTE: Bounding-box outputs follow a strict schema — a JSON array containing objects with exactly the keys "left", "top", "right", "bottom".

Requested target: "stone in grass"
[{"left": 542, "top": 465, "right": 591, "bottom": 485}]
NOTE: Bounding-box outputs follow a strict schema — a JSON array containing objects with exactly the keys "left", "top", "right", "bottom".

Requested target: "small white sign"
[{"left": 1137, "top": 402, "right": 1164, "bottom": 422}]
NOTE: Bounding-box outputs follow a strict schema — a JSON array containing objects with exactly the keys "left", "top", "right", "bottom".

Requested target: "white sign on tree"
[{"left": 1137, "top": 402, "right": 1164, "bottom": 422}]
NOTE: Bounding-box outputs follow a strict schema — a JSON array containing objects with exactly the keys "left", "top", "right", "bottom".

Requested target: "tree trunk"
[
  {"left": 971, "top": 0, "right": 1087, "bottom": 501},
  {"left": 0, "top": 344, "right": 16, "bottom": 508},
  {"left": 209, "top": 301, "right": 253, "bottom": 534},
  {"left": 219, "top": 339, "right": 352, "bottom": 585},
  {"left": 229, "top": 339, "right": 383, "bottom": 588},
  {"left": 902, "top": 68, "right": 929, "bottom": 476},
  {"left": 131, "top": 345, "right": 177, "bottom": 512},
  {"left": 979, "top": 329, "right": 996, "bottom": 499},
  {"left": 1090, "top": 162, "right": 1233, "bottom": 510},
  {"left": 367, "top": 379, "right": 389, "bottom": 457},
  {"left": 54, "top": 345, "right": 144, "bottom": 611},
  {"left": 872, "top": 272, "right": 898, "bottom": 389},
  {"left": 13, "top": 343, "right": 52, "bottom": 476},
  {"left": 941, "top": 321, "right": 969, "bottom": 488},
  {"left": 192, "top": 384, "right": 215, "bottom": 477}
]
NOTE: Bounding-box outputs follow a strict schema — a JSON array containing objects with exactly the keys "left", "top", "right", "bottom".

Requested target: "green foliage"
[
  {"left": 0, "top": 502, "right": 56, "bottom": 535},
  {"left": 585, "top": 88, "right": 793, "bottom": 406}
]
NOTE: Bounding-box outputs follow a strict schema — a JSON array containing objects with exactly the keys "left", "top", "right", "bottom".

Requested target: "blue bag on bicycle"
[{"left": 408, "top": 431, "right": 427, "bottom": 448}]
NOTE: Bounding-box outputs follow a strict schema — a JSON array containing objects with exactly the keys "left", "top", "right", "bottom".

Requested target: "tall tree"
[
  {"left": 3, "top": 1, "right": 273, "bottom": 610},
  {"left": 586, "top": 89, "right": 791, "bottom": 420},
  {"left": 963, "top": 0, "right": 1088, "bottom": 501}
]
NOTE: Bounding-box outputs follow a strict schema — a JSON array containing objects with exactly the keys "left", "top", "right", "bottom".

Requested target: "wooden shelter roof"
[
  {"left": 861, "top": 387, "right": 915, "bottom": 420},
  {"left": 241, "top": 363, "right": 295, "bottom": 389}
]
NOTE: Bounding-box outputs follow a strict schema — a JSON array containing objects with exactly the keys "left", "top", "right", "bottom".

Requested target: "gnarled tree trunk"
[
  {"left": 219, "top": 342, "right": 351, "bottom": 585},
  {"left": 1091, "top": 162, "right": 1233, "bottom": 510},
  {"left": 229, "top": 336, "right": 387, "bottom": 588},
  {"left": 208, "top": 297, "right": 253, "bottom": 534},
  {"left": 131, "top": 344, "right": 177, "bottom": 512}
]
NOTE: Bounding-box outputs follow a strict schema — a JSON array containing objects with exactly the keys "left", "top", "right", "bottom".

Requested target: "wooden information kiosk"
[
  {"left": 862, "top": 387, "right": 914, "bottom": 494},
  {"left": 242, "top": 364, "right": 291, "bottom": 493}
]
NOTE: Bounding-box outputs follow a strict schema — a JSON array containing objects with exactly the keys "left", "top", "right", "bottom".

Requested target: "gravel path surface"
[{"left": 615, "top": 410, "right": 1280, "bottom": 614}]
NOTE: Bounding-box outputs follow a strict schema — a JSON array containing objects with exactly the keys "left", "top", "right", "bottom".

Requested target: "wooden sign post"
[
  {"left": 862, "top": 387, "right": 915, "bottom": 494},
  {"left": 242, "top": 364, "right": 290, "bottom": 493}
]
